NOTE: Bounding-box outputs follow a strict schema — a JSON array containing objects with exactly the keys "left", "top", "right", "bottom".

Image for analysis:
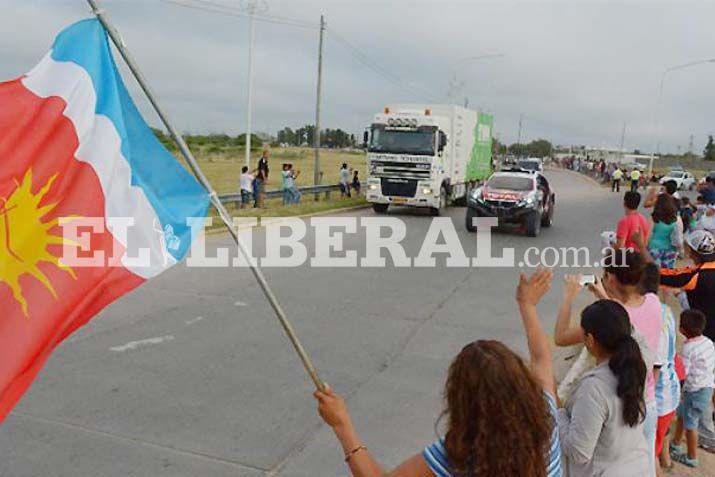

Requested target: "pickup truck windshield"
[
  {"left": 487, "top": 176, "right": 533, "bottom": 191},
  {"left": 369, "top": 126, "right": 436, "bottom": 155}
]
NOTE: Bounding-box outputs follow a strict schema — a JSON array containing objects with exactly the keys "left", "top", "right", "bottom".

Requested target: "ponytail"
[
  {"left": 581, "top": 300, "right": 647, "bottom": 427},
  {"left": 608, "top": 335, "right": 646, "bottom": 427}
]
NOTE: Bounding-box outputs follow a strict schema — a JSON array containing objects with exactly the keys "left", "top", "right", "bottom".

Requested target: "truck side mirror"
[
  {"left": 438, "top": 131, "right": 447, "bottom": 152},
  {"left": 363, "top": 130, "right": 369, "bottom": 149}
]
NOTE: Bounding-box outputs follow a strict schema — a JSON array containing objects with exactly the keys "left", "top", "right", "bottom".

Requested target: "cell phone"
[{"left": 579, "top": 275, "right": 596, "bottom": 286}]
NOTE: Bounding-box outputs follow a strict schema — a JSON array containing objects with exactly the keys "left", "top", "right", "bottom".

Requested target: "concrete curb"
[
  {"left": 205, "top": 203, "right": 372, "bottom": 236},
  {"left": 557, "top": 167, "right": 605, "bottom": 189}
]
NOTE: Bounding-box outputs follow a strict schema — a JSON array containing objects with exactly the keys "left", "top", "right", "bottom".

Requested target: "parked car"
[
  {"left": 659, "top": 169, "right": 696, "bottom": 190},
  {"left": 466, "top": 169, "right": 555, "bottom": 237},
  {"left": 698, "top": 171, "right": 715, "bottom": 187}
]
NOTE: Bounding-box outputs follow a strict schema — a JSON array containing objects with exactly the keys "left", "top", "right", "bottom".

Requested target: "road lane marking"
[
  {"left": 185, "top": 316, "right": 204, "bottom": 325},
  {"left": 110, "top": 335, "right": 175, "bottom": 352}
]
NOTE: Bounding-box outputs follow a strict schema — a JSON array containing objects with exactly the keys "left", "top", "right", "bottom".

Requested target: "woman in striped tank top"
[{"left": 314, "top": 270, "right": 562, "bottom": 477}]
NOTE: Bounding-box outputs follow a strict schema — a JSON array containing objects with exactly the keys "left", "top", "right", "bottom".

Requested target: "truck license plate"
[{"left": 392, "top": 197, "right": 407, "bottom": 204}]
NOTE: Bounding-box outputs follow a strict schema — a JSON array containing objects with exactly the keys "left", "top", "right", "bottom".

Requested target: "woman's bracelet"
[{"left": 344, "top": 445, "right": 368, "bottom": 463}]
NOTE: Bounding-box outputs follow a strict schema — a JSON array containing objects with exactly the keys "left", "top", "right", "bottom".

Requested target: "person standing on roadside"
[
  {"left": 613, "top": 166, "right": 624, "bottom": 192},
  {"left": 616, "top": 191, "right": 651, "bottom": 252},
  {"left": 669, "top": 310, "right": 715, "bottom": 468},
  {"left": 352, "top": 170, "right": 361, "bottom": 196},
  {"left": 647, "top": 194, "right": 682, "bottom": 269},
  {"left": 288, "top": 164, "right": 301, "bottom": 204},
  {"left": 255, "top": 150, "right": 270, "bottom": 208},
  {"left": 281, "top": 163, "right": 292, "bottom": 206},
  {"left": 313, "top": 269, "right": 563, "bottom": 477},
  {"left": 555, "top": 252, "right": 661, "bottom": 476},
  {"left": 339, "top": 163, "right": 351, "bottom": 198},
  {"left": 631, "top": 168, "right": 642, "bottom": 192},
  {"left": 641, "top": 264, "right": 681, "bottom": 472},
  {"left": 557, "top": 297, "right": 650, "bottom": 477},
  {"left": 239, "top": 166, "right": 254, "bottom": 209},
  {"left": 635, "top": 227, "right": 715, "bottom": 455}
]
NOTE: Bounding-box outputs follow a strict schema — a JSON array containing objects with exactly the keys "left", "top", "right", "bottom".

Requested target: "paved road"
[{"left": 1, "top": 169, "right": 622, "bottom": 477}]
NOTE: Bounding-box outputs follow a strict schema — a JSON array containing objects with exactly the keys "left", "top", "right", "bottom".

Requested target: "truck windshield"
[
  {"left": 487, "top": 176, "right": 533, "bottom": 191},
  {"left": 369, "top": 126, "right": 436, "bottom": 155}
]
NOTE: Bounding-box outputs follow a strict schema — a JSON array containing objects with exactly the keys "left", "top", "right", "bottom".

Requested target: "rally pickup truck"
[{"left": 465, "top": 169, "right": 555, "bottom": 237}]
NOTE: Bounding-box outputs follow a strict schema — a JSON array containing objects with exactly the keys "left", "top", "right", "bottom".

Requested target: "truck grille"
[
  {"left": 370, "top": 161, "right": 431, "bottom": 179},
  {"left": 381, "top": 178, "right": 418, "bottom": 197}
]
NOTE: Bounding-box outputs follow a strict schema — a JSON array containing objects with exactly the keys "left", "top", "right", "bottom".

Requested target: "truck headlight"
[
  {"left": 368, "top": 183, "right": 379, "bottom": 191},
  {"left": 422, "top": 187, "right": 433, "bottom": 195}
]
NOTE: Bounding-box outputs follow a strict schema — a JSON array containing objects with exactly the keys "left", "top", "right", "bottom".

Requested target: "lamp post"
[
  {"left": 651, "top": 58, "right": 715, "bottom": 173},
  {"left": 242, "top": 0, "right": 269, "bottom": 168}
]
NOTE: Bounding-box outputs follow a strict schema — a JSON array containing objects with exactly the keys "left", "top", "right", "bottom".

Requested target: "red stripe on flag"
[{"left": 0, "top": 79, "right": 145, "bottom": 421}]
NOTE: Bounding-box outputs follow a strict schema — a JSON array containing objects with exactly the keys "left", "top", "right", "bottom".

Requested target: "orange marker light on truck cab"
[
  {"left": 425, "top": 109, "right": 431, "bottom": 116},
  {"left": 384, "top": 107, "right": 390, "bottom": 114}
]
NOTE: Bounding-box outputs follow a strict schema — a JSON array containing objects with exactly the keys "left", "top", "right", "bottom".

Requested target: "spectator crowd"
[
  {"left": 238, "top": 150, "right": 362, "bottom": 209},
  {"left": 310, "top": 175, "right": 715, "bottom": 476}
]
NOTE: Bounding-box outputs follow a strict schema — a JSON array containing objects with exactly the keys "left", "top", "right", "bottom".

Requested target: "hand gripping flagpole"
[{"left": 85, "top": 0, "right": 325, "bottom": 392}]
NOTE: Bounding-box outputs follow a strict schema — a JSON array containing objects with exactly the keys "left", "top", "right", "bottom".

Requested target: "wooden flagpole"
[{"left": 85, "top": 0, "right": 325, "bottom": 392}]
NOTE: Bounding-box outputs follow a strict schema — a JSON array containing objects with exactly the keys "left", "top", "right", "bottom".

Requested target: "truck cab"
[{"left": 365, "top": 104, "right": 492, "bottom": 215}]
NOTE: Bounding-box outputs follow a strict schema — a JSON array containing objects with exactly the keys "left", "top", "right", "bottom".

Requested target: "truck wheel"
[
  {"left": 525, "top": 210, "right": 542, "bottom": 237},
  {"left": 452, "top": 188, "right": 467, "bottom": 207},
  {"left": 465, "top": 208, "right": 478, "bottom": 232},
  {"left": 372, "top": 204, "right": 389, "bottom": 214},
  {"left": 430, "top": 187, "right": 447, "bottom": 216}
]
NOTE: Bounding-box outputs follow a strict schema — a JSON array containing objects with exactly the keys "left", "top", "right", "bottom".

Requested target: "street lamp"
[
  {"left": 651, "top": 58, "right": 715, "bottom": 172},
  {"left": 447, "top": 54, "right": 505, "bottom": 106},
  {"left": 243, "top": 0, "right": 269, "bottom": 168}
]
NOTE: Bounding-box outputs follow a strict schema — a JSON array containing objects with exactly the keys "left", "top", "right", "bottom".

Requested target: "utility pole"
[
  {"left": 244, "top": 1, "right": 257, "bottom": 168},
  {"left": 688, "top": 134, "right": 694, "bottom": 155},
  {"left": 313, "top": 14, "right": 326, "bottom": 199},
  {"left": 619, "top": 122, "right": 626, "bottom": 162},
  {"left": 516, "top": 114, "right": 523, "bottom": 153}
]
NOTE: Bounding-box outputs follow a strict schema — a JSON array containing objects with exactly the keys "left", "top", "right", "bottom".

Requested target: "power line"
[
  {"left": 163, "top": 0, "right": 440, "bottom": 102},
  {"left": 162, "top": 0, "right": 318, "bottom": 30},
  {"left": 325, "top": 27, "right": 440, "bottom": 102}
]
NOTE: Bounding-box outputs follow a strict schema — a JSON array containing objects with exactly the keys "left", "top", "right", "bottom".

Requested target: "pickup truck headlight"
[
  {"left": 470, "top": 188, "right": 484, "bottom": 203},
  {"left": 518, "top": 194, "right": 536, "bottom": 207}
]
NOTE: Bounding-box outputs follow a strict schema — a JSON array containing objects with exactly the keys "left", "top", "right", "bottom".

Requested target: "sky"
[{"left": 1, "top": 0, "right": 715, "bottom": 154}]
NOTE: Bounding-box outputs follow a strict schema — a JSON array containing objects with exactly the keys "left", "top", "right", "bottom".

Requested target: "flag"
[{"left": 0, "top": 19, "right": 210, "bottom": 421}]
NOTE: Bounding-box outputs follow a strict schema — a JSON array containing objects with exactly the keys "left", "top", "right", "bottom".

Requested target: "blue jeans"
[
  {"left": 289, "top": 186, "right": 301, "bottom": 204},
  {"left": 678, "top": 387, "right": 714, "bottom": 430}
]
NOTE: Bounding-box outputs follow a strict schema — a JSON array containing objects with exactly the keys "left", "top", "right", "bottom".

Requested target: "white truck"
[{"left": 364, "top": 104, "right": 493, "bottom": 215}]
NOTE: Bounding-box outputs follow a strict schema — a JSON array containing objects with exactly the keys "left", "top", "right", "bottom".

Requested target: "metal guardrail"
[{"left": 219, "top": 184, "right": 345, "bottom": 206}]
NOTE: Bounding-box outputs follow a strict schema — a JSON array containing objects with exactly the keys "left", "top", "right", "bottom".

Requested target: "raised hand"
[
  {"left": 563, "top": 274, "right": 583, "bottom": 301},
  {"left": 516, "top": 268, "right": 553, "bottom": 307}
]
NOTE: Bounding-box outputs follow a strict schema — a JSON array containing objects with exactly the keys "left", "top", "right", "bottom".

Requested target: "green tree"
[
  {"left": 236, "top": 133, "right": 263, "bottom": 150},
  {"left": 704, "top": 135, "right": 715, "bottom": 161},
  {"left": 507, "top": 143, "right": 528, "bottom": 157},
  {"left": 526, "top": 139, "right": 553, "bottom": 158}
]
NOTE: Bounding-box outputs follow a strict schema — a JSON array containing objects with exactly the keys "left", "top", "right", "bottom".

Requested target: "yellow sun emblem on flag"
[{"left": 0, "top": 169, "right": 78, "bottom": 317}]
